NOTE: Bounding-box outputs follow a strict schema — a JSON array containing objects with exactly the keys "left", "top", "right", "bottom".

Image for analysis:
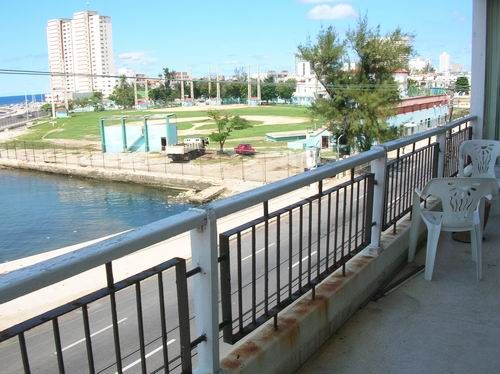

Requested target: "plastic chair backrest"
[
  {"left": 458, "top": 140, "right": 500, "bottom": 178},
  {"left": 421, "top": 178, "right": 498, "bottom": 227}
]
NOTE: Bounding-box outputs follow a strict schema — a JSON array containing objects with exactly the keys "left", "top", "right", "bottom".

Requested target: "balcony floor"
[{"left": 297, "top": 215, "right": 500, "bottom": 374}]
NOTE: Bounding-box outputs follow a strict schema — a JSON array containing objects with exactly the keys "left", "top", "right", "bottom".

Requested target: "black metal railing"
[
  {"left": 0, "top": 258, "right": 203, "bottom": 374},
  {"left": 383, "top": 141, "right": 439, "bottom": 232},
  {"left": 444, "top": 122, "right": 473, "bottom": 177},
  {"left": 218, "top": 170, "right": 374, "bottom": 344}
]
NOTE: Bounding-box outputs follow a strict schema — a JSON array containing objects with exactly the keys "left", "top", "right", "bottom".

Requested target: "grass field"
[{"left": 12, "top": 105, "right": 316, "bottom": 150}]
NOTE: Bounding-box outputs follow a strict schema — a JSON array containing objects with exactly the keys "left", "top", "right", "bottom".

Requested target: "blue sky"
[{"left": 0, "top": 0, "right": 472, "bottom": 96}]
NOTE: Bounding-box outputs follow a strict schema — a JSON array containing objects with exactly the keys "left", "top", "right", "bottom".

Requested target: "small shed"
[{"left": 287, "top": 128, "right": 333, "bottom": 150}]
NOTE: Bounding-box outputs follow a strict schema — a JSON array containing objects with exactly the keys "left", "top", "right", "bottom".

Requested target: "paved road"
[{"left": 0, "top": 181, "right": 371, "bottom": 373}]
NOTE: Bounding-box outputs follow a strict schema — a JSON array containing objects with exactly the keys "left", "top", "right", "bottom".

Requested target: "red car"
[{"left": 234, "top": 143, "right": 256, "bottom": 155}]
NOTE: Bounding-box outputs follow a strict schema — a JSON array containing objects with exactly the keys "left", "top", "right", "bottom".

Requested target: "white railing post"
[
  {"left": 367, "top": 145, "right": 387, "bottom": 255},
  {"left": 190, "top": 207, "right": 220, "bottom": 374},
  {"left": 471, "top": 0, "right": 487, "bottom": 140},
  {"left": 437, "top": 130, "right": 447, "bottom": 177}
]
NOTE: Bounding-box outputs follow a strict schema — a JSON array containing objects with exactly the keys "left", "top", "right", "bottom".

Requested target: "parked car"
[{"left": 234, "top": 143, "right": 256, "bottom": 155}]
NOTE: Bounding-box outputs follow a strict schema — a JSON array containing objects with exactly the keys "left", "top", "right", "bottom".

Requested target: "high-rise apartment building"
[
  {"left": 439, "top": 52, "right": 450, "bottom": 74},
  {"left": 47, "top": 11, "right": 116, "bottom": 101}
]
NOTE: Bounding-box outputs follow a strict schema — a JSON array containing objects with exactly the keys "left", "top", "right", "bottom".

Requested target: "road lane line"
[
  {"left": 120, "top": 339, "right": 176, "bottom": 373},
  {"left": 55, "top": 317, "right": 128, "bottom": 354},
  {"left": 241, "top": 243, "right": 275, "bottom": 261},
  {"left": 291, "top": 251, "right": 317, "bottom": 268}
]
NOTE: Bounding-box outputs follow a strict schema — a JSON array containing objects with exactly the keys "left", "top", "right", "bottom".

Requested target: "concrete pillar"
[
  {"left": 368, "top": 145, "right": 388, "bottom": 255},
  {"left": 99, "top": 119, "right": 107, "bottom": 153},
  {"left": 471, "top": 0, "right": 487, "bottom": 139},
  {"left": 257, "top": 65, "right": 261, "bottom": 104},
  {"left": 133, "top": 80, "right": 138, "bottom": 108},
  {"left": 121, "top": 117, "right": 127, "bottom": 151},
  {"left": 181, "top": 78, "right": 185, "bottom": 102},
  {"left": 437, "top": 131, "right": 446, "bottom": 177},
  {"left": 190, "top": 208, "right": 220, "bottom": 374},
  {"left": 190, "top": 79, "right": 194, "bottom": 101},
  {"left": 247, "top": 65, "right": 252, "bottom": 103},
  {"left": 216, "top": 68, "right": 221, "bottom": 105},
  {"left": 208, "top": 67, "right": 212, "bottom": 98},
  {"left": 50, "top": 76, "right": 56, "bottom": 119},
  {"left": 144, "top": 117, "right": 150, "bottom": 152},
  {"left": 145, "top": 80, "right": 149, "bottom": 103}
]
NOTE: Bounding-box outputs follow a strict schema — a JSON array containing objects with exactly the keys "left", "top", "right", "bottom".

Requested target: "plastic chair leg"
[{"left": 424, "top": 224, "right": 441, "bottom": 281}]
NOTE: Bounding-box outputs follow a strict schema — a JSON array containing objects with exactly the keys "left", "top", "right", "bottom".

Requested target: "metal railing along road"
[
  {"left": 0, "top": 115, "right": 477, "bottom": 373},
  {"left": 0, "top": 111, "right": 48, "bottom": 130},
  {"left": 219, "top": 171, "right": 374, "bottom": 343}
]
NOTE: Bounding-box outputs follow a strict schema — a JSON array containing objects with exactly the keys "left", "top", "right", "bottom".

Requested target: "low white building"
[{"left": 292, "top": 59, "right": 328, "bottom": 106}]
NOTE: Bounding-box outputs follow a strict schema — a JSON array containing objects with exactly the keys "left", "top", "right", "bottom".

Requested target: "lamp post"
[{"left": 336, "top": 134, "right": 344, "bottom": 161}]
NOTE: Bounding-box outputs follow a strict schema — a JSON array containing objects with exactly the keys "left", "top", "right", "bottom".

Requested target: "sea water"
[{"left": 0, "top": 168, "right": 191, "bottom": 263}]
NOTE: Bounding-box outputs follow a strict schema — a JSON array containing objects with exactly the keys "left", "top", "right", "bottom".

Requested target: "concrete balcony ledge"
[
  {"left": 297, "top": 215, "right": 500, "bottom": 374},
  {"left": 220, "top": 219, "right": 418, "bottom": 374}
]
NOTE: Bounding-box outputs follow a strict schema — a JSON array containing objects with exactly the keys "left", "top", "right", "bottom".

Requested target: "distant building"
[
  {"left": 174, "top": 72, "right": 191, "bottom": 81},
  {"left": 393, "top": 69, "right": 409, "bottom": 97},
  {"left": 439, "top": 52, "right": 450, "bottom": 73},
  {"left": 266, "top": 70, "right": 291, "bottom": 82},
  {"left": 389, "top": 95, "right": 450, "bottom": 136},
  {"left": 292, "top": 58, "right": 328, "bottom": 106},
  {"left": 47, "top": 11, "right": 116, "bottom": 101},
  {"left": 409, "top": 57, "right": 432, "bottom": 73}
]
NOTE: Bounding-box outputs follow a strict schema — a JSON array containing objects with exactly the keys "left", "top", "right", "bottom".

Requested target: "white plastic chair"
[
  {"left": 458, "top": 140, "right": 500, "bottom": 184},
  {"left": 408, "top": 177, "right": 498, "bottom": 281},
  {"left": 459, "top": 139, "right": 500, "bottom": 217}
]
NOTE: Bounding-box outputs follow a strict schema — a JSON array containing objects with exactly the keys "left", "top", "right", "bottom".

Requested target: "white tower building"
[
  {"left": 47, "top": 11, "right": 116, "bottom": 101},
  {"left": 439, "top": 52, "right": 450, "bottom": 74}
]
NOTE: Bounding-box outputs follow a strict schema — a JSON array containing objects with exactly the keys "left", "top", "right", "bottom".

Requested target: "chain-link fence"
[{"left": 0, "top": 141, "right": 314, "bottom": 183}]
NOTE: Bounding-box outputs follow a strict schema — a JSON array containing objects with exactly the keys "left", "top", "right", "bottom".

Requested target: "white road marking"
[
  {"left": 56, "top": 317, "right": 128, "bottom": 354},
  {"left": 291, "top": 251, "right": 317, "bottom": 268},
  {"left": 120, "top": 339, "right": 176, "bottom": 373},
  {"left": 241, "top": 243, "right": 275, "bottom": 261}
]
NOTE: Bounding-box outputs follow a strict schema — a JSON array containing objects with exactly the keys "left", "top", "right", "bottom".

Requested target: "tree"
[
  {"left": 422, "top": 62, "right": 435, "bottom": 74},
  {"left": 455, "top": 76, "right": 470, "bottom": 95},
  {"left": 109, "top": 76, "right": 135, "bottom": 108},
  {"left": 40, "top": 103, "right": 52, "bottom": 113},
  {"left": 207, "top": 110, "right": 252, "bottom": 153},
  {"left": 261, "top": 76, "right": 278, "bottom": 103},
  {"left": 149, "top": 68, "right": 179, "bottom": 104},
  {"left": 298, "top": 17, "right": 413, "bottom": 152},
  {"left": 221, "top": 82, "right": 246, "bottom": 100},
  {"left": 276, "top": 79, "right": 297, "bottom": 103},
  {"left": 89, "top": 92, "right": 104, "bottom": 111}
]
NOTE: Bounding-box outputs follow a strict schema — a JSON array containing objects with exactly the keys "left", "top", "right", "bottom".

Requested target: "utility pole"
[
  {"left": 216, "top": 67, "right": 221, "bottom": 105},
  {"left": 247, "top": 65, "right": 251, "bottom": 104}
]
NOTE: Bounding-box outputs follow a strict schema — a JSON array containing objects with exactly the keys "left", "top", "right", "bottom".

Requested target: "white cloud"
[
  {"left": 117, "top": 51, "right": 158, "bottom": 65},
  {"left": 301, "top": 0, "right": 347, "bottom": 3},
  {"left": 307, "top": 4, "right": 357, "bottom": 20}
]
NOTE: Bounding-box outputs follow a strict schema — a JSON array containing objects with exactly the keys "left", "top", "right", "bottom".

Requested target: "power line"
[{"left": 0, "top": 68, "right": 465, "bottom": 92}]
